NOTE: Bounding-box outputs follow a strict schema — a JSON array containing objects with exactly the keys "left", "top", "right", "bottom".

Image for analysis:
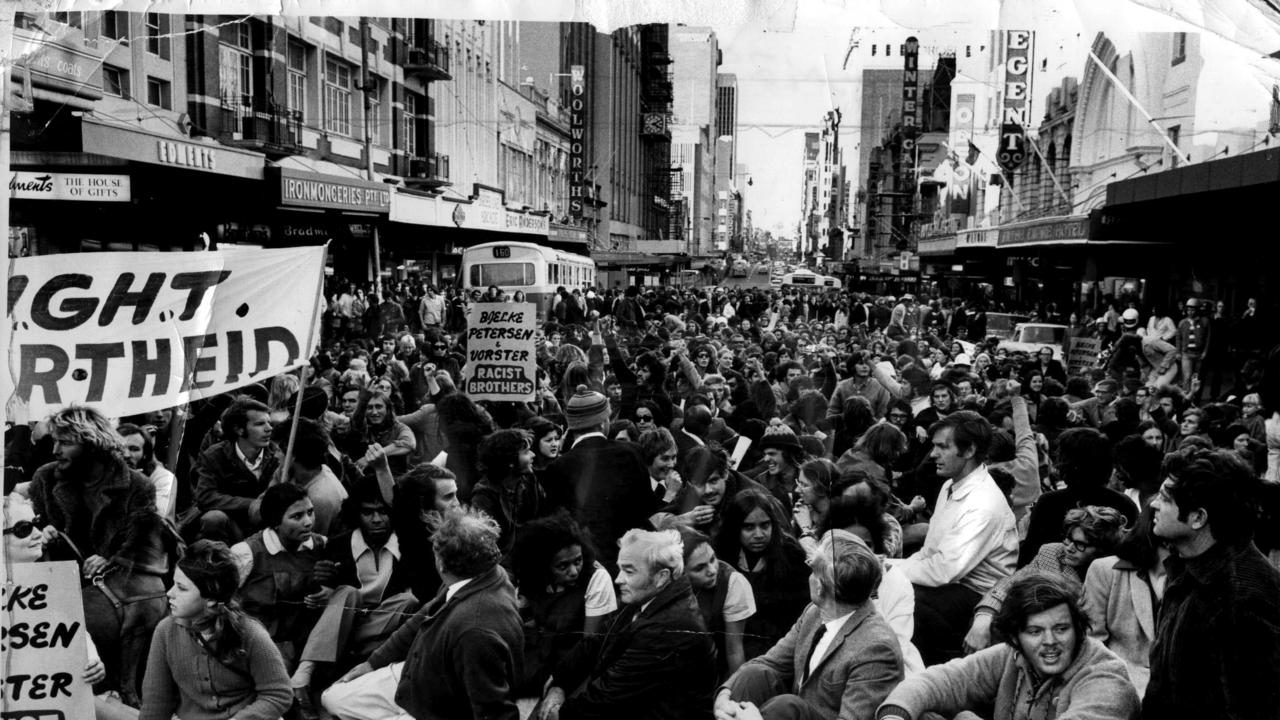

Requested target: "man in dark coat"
[
  {"left": 322, "top": 507, "right": 524, "bottom": 720},
  {"left": 542, "top": 386, "right": 655, "bottom": 571},
  {"left": 541, "top": 528, "right": 717, "bottom": 720},
  {"left": 192, "top": 397, "right": 281, "bottom": 543},
  {"left": 1143, "top": 448, "right": 1280, "bottom": 720}
]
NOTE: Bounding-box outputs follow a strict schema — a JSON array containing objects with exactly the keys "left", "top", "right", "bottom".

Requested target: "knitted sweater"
[
  {"left": 139, "top": 615, "right": 292, "bottom": 720},
  {"left": 876, "top": 637, "right": 1139, "bottom": 720}
]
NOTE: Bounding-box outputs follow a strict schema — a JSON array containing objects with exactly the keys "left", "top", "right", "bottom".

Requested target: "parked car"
[
  {"left": 998, "top": 323, "right": 1069, "bottom": 360},
  {"left": 983, "top": 312, "right": 1031, "bottom": 341}
]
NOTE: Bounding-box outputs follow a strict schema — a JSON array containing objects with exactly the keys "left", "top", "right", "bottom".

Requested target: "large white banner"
[{"left": 3, "top": 247, "right": 326, "bottom": 422}]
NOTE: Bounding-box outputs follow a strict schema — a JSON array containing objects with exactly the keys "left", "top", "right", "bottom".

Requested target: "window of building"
[
  {"left": 287, "top": 40, "right": 307, "bottom": 122},
  {"left": 145, "top": 13, "right": 170, "bottom": 59},
  {"left": 324, "top": 55, "right": 354, "bottom": 136},
  {"left": 102, "top": 65, "right": 127, "bottom": 97},
  {"left": 102, "top": 11, "right": 129, "bottom": 44},
  {"left": 1172, "top": 32, "right": 1186, "bottom": 66},
  {"left": 219, "top": 44, "right": 253, "bottom": 107},
  {"left": 236, "top": 21, "right": 252, "bottom": 50},
  {"left": 403, "top": 93, "right": 419, "bottom": 156},
  {"left": 1167, "top": 125, "right": 1181, "bottom": 168},
  {"left": 369, "top": 78, "right": 388, "bottom": 146},
  {"left": 53, "top": 12, "right": 82, "bottom": 28},
  {"left": 146, "top": 77, "right": 172, "bottom": 109}
]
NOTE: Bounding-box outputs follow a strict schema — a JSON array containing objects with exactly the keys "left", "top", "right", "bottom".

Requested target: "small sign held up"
[
  {"left": 462, "top": 303, "right": 537, "bottom": 402},
  {"left": 1, "top": 561, "right": 95, "bottom": 720},
  {"left": 1067, "top": 336, "right": 1102, "bottom": 376}
]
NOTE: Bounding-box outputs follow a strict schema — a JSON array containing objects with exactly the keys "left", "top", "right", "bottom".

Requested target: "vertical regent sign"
[
  {"left": 999, "top": 30, "right": 1034, "bottom": 173},
  {"left": 568, "top": 64, "right": 587, "bottom": 217}
]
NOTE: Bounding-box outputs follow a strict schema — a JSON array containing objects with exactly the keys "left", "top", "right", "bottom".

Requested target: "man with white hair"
[
  {"left": 540, "top": 529, "right": 716, "bottom": 720},
  {"left": 714, "top": 531, "right": 903, "bottom": 720}
]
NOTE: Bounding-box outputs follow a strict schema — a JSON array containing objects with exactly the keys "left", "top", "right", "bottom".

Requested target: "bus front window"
[{"left": 470, "top": 263, "right": 535, "bottom": 287}]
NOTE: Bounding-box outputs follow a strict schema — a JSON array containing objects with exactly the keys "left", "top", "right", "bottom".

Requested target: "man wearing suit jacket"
[
  {"left": 321, "top": 508, "right": 523, "bottom": 720},
  {"left": 714, "top": 532, "right": 904, "bottom": 720},
  {"left": 540, "top": 529, "right": 717, "bottom": 720},
  {"left": 544, "top": 386, "right": 656, "bottom": 570}
]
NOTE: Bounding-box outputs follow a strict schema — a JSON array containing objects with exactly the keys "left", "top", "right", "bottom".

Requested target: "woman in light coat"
[{"left": 1080, "top": 506, "right": 1168, "bottom": 696}]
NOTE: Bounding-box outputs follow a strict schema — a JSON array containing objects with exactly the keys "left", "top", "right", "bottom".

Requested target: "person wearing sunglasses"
[
  {"left": 963, "top": 505, "right": 1127, "bottom": 654},
  {"left": 634, "top": 402, "right": 660, "bottom": 431},
  {"left": 5, "top": 494, "right": 146, "bottom": 720}
]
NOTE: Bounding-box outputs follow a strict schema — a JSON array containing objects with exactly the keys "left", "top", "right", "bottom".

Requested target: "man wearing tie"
[
  {"left": 713, "top": 531, "right": 904, "bottom": 720},
  {"left": 321, "top": 508, "right": 524, "bottom": 720}
]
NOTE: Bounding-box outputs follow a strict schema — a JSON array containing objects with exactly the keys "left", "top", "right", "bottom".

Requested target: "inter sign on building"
[
  {"left": 901, "top": 36, "right": 920, "bottom": 158},
  {"left": 568, "top": 64, "right": 588, "bottom": 218},
  {"left": 999, "top": 30, "right": 1034, "bottom": 173}
]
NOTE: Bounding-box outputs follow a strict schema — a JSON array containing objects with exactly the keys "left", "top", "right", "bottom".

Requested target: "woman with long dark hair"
[
  {"left": 715, "top": 488, "right": 809, "bottom": 660},
  {"left": 509, "top": 512, "right": 616, "bottom": 696},
  {"left": 679, "top": 527, "right": 756, "bottom": 682},
  {"left": 139, "top": 539, "right": 291, "bottom": 720}
]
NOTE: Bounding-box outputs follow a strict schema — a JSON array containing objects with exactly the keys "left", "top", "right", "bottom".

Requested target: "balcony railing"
[
  {"left": 405, "top": 40, "right": 451, "bottom": 81},
  {"left": 404, "top": 151, "right": 450, "bottom": 187},
  {"left": 220, "top": 98, "right": 303, "bottom": 157}
]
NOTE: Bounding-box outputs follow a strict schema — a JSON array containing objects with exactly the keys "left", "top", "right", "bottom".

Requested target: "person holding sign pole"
[{"left": 139, "top": 539, "right": 292, "bottom": 720}]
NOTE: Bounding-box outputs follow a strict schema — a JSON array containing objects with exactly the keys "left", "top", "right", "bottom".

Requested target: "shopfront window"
[{"left": 470, "top": 263, "right": 535, "bottom": 287}]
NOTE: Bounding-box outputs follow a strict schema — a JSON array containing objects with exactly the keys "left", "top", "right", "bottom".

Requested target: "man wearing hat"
[{"left": 542, "top": 385, "right": 656, "bottom": 570}]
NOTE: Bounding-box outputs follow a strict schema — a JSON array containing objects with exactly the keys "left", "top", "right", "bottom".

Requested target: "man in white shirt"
[
  {"left": 895, "top": 411, "right": 1018, "bottom": 666},
  {"left": 418, "top": 286, "right": 446, "bottom": 328},
  {"left": 714, "top": 531, "right": 903, "bottom": 720}
]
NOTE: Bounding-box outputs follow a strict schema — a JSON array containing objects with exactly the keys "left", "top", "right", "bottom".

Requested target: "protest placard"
[
  {"left": 1, "top": 247, "right": 326, "bottom": 422},
  {"left": 1067, "top": 336, "right": 1102, "bottom": 376},
  {"left": 1, "top": 561, "right": 94, "bottom": 720},
  {"left": 462, "top": 302, "right": 537, "bottom": 402}
]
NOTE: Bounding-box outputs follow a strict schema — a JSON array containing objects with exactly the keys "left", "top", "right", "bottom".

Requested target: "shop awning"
[
  {"left": 594, "top": 252, "right": 689, "bottom": 268},
  {"left": 1105, "top": 146, "right": 1280, "bottom": 207}
]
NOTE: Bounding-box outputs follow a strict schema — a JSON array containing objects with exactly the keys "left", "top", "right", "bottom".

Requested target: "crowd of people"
[{"left": 5, "top": 278, "right": 1280, "bottom": 720}]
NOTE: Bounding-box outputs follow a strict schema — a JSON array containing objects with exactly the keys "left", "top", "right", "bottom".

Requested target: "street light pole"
[{"left": 359, "top": 17, "right": 383, "bottom": 296}]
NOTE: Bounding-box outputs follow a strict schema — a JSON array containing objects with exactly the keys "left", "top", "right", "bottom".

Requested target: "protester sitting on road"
[
  {"left": 715, "top": 530, "right": 903, "bottom": 720},
  {"left": 323, "top": 507, "right": 524, "bottom": 720},
  {"left": 139, "top": 539, "right": 292, "bottom": 720},
  {"left": 193, "top": 398, "right": 281, "bottom": 543},
  {"left": 287, "top": 479, "right": 420, "bottom": 719},
  {"left": 964, "top": 505, "right": 1127, "bottom": 654},
  {"left": 230, "top": 483, "right": 328, "bottom": 671},
  {"left": 875, "top": 572, "right": 1141, "bottom": 720}
]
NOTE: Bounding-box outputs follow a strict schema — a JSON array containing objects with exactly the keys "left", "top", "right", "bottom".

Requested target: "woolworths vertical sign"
[{"left": 569, "top": 64, "right": 588, "bottom": 218}]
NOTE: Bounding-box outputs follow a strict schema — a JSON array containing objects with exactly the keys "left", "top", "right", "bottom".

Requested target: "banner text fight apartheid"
[
  {"left": 2, "top": 247, "right": 326, "bottom": 422},
  {"left": 462, "top": 303, "right": 537, "bottom": 401}
]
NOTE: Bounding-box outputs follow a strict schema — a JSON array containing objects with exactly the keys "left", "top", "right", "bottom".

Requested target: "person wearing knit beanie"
[
  {"left": 565, "top": 384, "right": 611, "bottom": 432},
  {"left": 751, "top": 419, "right": 807, "bottom": 508}
]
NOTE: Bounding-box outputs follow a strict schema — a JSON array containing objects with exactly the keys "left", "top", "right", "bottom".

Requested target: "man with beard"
[
  {"left": 875, "top": 572, "right": 1140, "bottom": 720},
  {"left": 29, "top": 407, "right": 167, "bottom": 580}
]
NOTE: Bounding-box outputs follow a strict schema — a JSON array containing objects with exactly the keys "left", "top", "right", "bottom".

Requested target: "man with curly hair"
[{"left": 322, "top": 507, "right": 523, "bottom": 720}]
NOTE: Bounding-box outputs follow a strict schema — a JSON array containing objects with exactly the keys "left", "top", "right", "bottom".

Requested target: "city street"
[{"left": 5, "top": 5, "right": 1280, "bottom": 720}]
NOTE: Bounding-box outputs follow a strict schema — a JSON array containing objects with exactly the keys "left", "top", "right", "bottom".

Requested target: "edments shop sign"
[{"left": 276, "top": 168, "right": 391, "bottom": 212}]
